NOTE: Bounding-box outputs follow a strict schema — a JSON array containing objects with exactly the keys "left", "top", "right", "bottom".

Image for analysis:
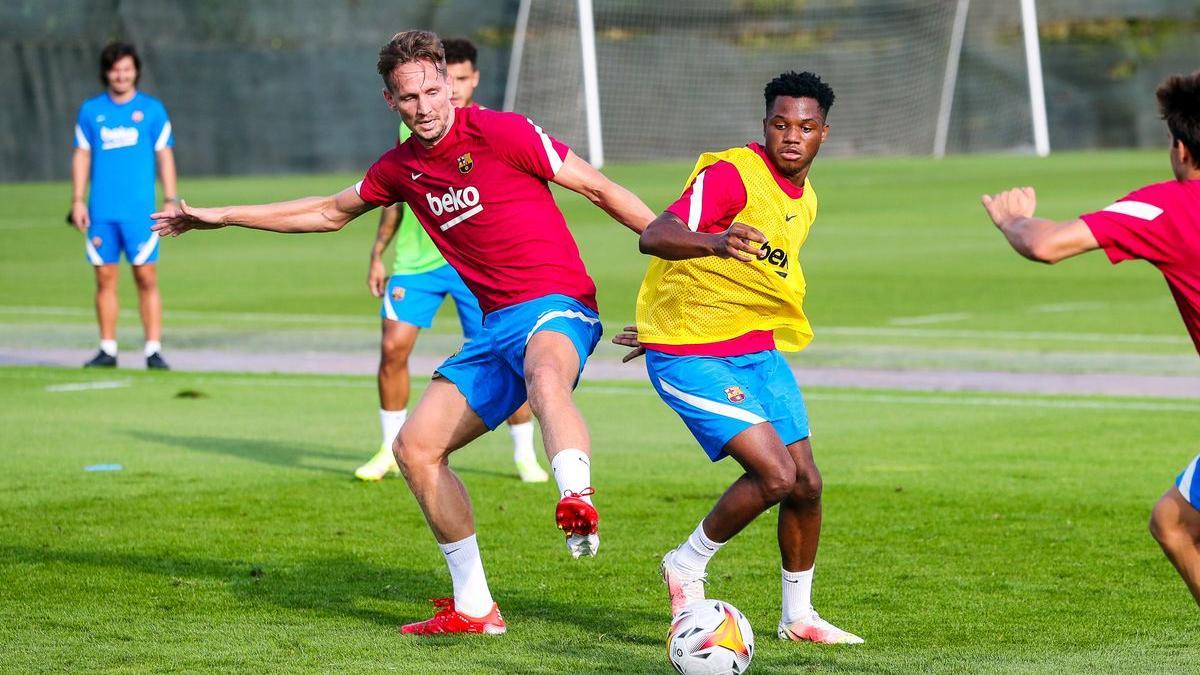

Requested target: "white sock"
[
  {"left": 439, "top": 534, "right": 494, "bottom": 618},
  {"left": 509, "top": 422, "right": 536, "bottom": 463},
  {"left": 781, "top": 566, "right": 814, "bottom": 624},
  {"left": 380, "top": 409, "right": 407, "bottom": 448},
  {"left": 551, "top": 448, "right": 591, "bottom": 502},
  {"left": 672, "top": 520, "right": 725, "bottom": 577},
  {"left": 99, "top": 339, "right": 117, "bottom": 356},
  {"left": 143, "top": 340, "right": 161, "bottom": 357}
]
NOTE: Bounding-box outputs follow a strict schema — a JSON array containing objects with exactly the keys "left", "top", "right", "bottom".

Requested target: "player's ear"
[{"left": 382, "top": 87, "right": 398, "bottom": 112}]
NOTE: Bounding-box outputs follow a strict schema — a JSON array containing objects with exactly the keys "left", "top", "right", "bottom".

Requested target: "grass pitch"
[
  {"left": 1, "top": 150, "right": 1199, "bottom": 672},
  {"left": 0, "top": 367, "right": 1197, "bottom": 672}
]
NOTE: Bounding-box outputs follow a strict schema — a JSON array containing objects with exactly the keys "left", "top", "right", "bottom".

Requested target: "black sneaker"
[
  {"left": 146, "top": 352, "right": 170, "bottom": 370},
  {"left": 84, "top": 350, "right": 117, "bottom": 368}
]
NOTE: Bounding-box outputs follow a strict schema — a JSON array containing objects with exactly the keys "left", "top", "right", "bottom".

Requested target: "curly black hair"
[
  {"left": 1157, "top": 71, "right": 1200, "bottom": 168},
  {"left": 442, "top": 37, "right": 478, "bottom": 69},
  {"left": 764, "top": 71, "right": 834, "bottom": 118}
]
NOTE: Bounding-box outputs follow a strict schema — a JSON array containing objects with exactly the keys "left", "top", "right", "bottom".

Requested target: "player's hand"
[
  {"left": 151, "top": 199, "right": 224, "bottom": 237},
  {"left": 712, "top": 222, "right": 767, "bottom": 262},
  {"left": 367, "top": 257, "right": 388, "bottom": 297},
  {"left": 981, "top": 187, "right": 1037, "bottom": 228},
  {"left": 70, "top": 202, "right": 89, "bottom": 233},
  {"left": 611, "top": 325, "right": 645, "bottom": 363}
]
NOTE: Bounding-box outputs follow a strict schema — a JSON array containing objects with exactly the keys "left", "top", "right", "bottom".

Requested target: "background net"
[{"left": 3, "top": 0, "right": 1198, "bottom": 181}]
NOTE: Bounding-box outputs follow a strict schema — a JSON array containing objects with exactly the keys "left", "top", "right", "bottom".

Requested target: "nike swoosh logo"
[
  {"left": 774, "top": 271, "right": 788, "bottom": 278},
  {"left": 784, "top": 578, "right": 799, "bottom": 584},
  {"left": 444, "top": 547, "right": 460, "bottom": 555},
  {"left": 411, "top": 172, "right": 423, "bottom": 180},
  {"left": 785, "top": 214, "right": 797, "bottom": 221}
]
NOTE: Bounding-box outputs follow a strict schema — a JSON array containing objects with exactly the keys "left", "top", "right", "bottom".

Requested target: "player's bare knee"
[
  {"left": 790, "top": 469, "right": 823, "bottom": 503},
  {"left": 525, "top": 364, "right": 570, "bottom": 407},
  {"left": 393, "top": 429, "right": 436, "bottom": 478},
  {"left": 757, "top": 467, "right": 797, "bottom": 505}
]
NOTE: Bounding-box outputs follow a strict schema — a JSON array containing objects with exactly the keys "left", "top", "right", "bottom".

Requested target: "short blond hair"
[{"left": 377, "top": 30, "right": 446, "bottom": 91}]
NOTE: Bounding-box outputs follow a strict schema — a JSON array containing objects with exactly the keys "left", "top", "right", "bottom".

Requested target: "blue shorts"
[
  {"left": 1176, "top": 454, "right": 1200, "bottom": 508},
  {"left": 381, "top": 266, "right": 483, "bottom": 340},
  {"left": 435, "top": 294, "right": 602, "bottom": 429},
  {"left": 85, "top": 219, "right": 159, "bottom": 265},
  {"left": 646, "top": 349, "right": 810, "bottom": 461}
]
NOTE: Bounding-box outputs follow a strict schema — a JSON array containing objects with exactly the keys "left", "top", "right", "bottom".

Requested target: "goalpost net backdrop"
[{"left": 507, "top": 0, "right": 1200, "bottom": 163}]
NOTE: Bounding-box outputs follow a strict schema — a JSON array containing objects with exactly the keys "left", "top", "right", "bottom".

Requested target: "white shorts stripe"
[
  {"left": 527, "top": 117, "right": 564, "bottom": 176},
  {"left": 687, "top": 171, "right": 705, "bottom": 232},
  {"left": 354, "top": 180, "right": 364, "bottom": 198},
  {"left": 132, "top": 232, "right": 159, "bottom": 265},
  {"left": 85, "top": 238, "right": 104, "bottom": 265},
  {"left": 1101, "top": 200, "right": 1163, "bottom": 221},
  {"left": 154, "top": 121, "right": 173, "bottom": 151},
  {"left": 382, "top": 293, "right": 399, "bottom": 321},
  {"left": 1178, "top": 455, "right": 1200, "bottom": 503},
  {"left": 658, "top": 377, "right": 767, "bottom": 425},
  {"left": 524, "top": 309, "right": 600, "bottom": 345},
  {"left": 74, "top": 124, "right": 91, "bottom": 150}
]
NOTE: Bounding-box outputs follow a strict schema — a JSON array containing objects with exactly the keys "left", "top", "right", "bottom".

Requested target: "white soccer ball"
[{"left": 667, "top": 599, "right": 755, "bottom": 675}]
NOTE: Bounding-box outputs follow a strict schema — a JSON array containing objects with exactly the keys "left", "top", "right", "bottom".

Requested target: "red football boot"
[
  {"left": 400, "top": 597, "right": 506, "bottom": 635},
  {"left": 556, "top": 487, "right": 600, "bottom": 558}
]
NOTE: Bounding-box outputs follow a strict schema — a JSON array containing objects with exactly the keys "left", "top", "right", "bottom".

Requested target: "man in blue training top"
[{"left": 71, "top": 42, "right": 178, "bottom": 369}]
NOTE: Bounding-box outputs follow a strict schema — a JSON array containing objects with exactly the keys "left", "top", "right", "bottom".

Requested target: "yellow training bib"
[{"left": 635, "top": 147, "right": 817, "bottom": 351}]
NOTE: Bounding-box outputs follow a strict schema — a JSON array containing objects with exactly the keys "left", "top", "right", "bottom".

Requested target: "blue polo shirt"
[{"left": 74, "top": 91, "right": 173, "bottom": 222}]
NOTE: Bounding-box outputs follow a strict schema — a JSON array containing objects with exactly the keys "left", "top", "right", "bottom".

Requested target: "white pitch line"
[
  {"left": 45, "top": 380, "right": 131, "bottom": 393},
  {"left": 888, "top": 312, "right": 973, "bottom": 326}
]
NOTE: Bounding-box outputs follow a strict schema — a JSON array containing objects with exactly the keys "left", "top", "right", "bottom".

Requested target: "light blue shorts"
[
  {"left": 1176, "top": 454, "right": 1200, "bottom": 508},
  {"left": 86, "top": 219, "right": 159, "bottom": 265},
  {"left": 435, "top": 294, "right": 602, "bottom": 429},
  {"left": 645, "top": 349, "right": 810, "bottom": 461},
  {"left": 381, "top": 265, "right": 482, "bottom": 339}
]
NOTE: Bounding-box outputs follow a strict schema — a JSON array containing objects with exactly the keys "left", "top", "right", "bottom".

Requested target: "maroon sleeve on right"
[{"left": 1079, "top": 184, "right": 1177, "bottom": 266}]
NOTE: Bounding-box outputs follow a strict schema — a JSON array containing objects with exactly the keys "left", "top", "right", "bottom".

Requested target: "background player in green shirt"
[{"left": 355, "top": 38, "right": 546, "bottom": 483}]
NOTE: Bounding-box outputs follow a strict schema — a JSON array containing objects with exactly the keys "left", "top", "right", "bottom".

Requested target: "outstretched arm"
[
  {"left": 639, "top": 212, "right": 767, "bottom": 262},
  {"left": 551, "top": 151, "right": 656, "bottom": 234},
  {"left": 981, "top": 187, "right": 1099, "bottom": 264},
  {"left": 152, "top": 184, "right": 375, "bottom": 237}
]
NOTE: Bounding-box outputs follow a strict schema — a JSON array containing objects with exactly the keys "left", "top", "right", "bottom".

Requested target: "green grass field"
[{"left": 2, "top": 151, "right": 1199, "bottom": 672}]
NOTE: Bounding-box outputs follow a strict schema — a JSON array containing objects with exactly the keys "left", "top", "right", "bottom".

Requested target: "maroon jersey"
[
  {"left": 356, "top": 105, "right": 596, "bottom": 314},
  {"left": 1081, "top": 179, "right": 1200, "bottom": 354}
]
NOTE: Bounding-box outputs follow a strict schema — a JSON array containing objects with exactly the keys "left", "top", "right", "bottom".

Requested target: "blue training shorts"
[
  {"left": 645, "top": 349, "right": 810, "bottom": 461},
  {"left": 85, "top": 219, "right": 159, "bottom": 265},
  {"left": 381, "top": 265, "right": 483, "bottom": 340},
  {"left": 1176, "top": 454, "right": 1200, "bottom": 508},
  {"left": 435, "top": 294, "right": 602, "bottom": 429}
]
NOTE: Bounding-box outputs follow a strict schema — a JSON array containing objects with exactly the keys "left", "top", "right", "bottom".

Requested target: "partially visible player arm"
[
  {"left": 70, "top": 148, "right": 90, "bottom": 232},
  {"left": 551, "top": 151, "right": 655, "bottom": 234},
  {"left": 368, "top": 204, "right": 405, "bottom": 297},
  {"left": 639, "top": 212, "right": 767, "bottom": 262},
  {"left": 151, "top": 184, "right": 375, "bottom": 236},
  {"left": 982, "top": 187, "right": 1099, "bottom": 264},
  {"left": 156, "top": 147, "right": 179, "bottom": 207}
]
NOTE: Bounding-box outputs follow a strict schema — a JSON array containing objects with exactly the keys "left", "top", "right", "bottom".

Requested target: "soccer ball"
[{"left": 667, "top": 599, "right": 755, "bottom": 675}]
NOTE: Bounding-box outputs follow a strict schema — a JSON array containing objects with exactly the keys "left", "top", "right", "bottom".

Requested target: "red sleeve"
[
  {"left": 356, "top": 151, "right": 402, "bottom": 207},
  {"left": 484, "top": 111, "right": 571, "bottom": 180},
  {"left": 663, "top": 161, "right": 748, "bottom": 234},
  {"left": 1080, "top": 184, "right": 1178, "bottom": 265}
]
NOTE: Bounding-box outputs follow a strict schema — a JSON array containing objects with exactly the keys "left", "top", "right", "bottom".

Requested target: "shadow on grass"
[
  {"left": 126, "top": 430, "right": 352, "bottom": 476},
  {"left": 5, "top": 544, "right": 666, "bottom": 672}
]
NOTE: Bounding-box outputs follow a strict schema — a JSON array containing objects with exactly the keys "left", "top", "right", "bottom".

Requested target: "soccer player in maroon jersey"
[
  {"left": 982, "top": 70, "right": 1200, "bottom": 605},
  {"left": 152, "top": 30, "right": 656, "bottom": 634}
]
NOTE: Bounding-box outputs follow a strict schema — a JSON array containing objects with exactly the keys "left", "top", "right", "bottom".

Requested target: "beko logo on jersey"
[
  {"left": 100, "top": 126, "right": 139, "bottom": 150},
  {"left": 426, "top": 186, "right": 480, "bottom": 216},
  {"left": 760, "top": 241, "right": 791, "bottom": 278},
  {"left": 426, "top": 186, "right": 484, "bottom": 231}
]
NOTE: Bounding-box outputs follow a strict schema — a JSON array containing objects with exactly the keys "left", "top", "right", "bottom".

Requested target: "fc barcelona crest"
[
  {"left": 391, "top": 286, "right": 406, "bottom": 301},
  {"left": 724, "top": 386, "right": 746, "bottom": 403},
  {"left": 457, "top": 153, "right": 474, "bottom": 174}
]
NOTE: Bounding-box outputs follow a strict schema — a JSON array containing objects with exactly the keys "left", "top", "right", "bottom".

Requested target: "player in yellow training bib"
[{"left": 614, "top": 71, "right": 862, "bottom": 645}]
